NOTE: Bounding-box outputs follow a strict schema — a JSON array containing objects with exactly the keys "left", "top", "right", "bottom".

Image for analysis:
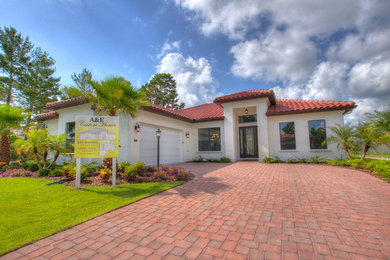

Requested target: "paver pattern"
[{"left": 2, "top": 162, "right": 390, "bottom": 259}]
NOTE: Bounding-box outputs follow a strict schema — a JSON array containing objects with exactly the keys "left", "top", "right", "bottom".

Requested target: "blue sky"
[{"left": 1, "top": 0, "right": 389, "bottom": 121}]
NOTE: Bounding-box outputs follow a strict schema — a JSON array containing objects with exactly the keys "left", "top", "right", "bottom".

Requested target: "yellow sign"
[{"left": 74, "top": 116, "right": 119, "bottom": 158}]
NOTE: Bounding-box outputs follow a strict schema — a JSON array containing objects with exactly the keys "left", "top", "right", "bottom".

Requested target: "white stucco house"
[{"left": 36, "top": 89, "right": 356, "bottom": 165}]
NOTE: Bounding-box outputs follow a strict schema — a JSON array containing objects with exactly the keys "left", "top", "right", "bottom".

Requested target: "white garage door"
[{"left": 139, "top": 125, "right": 183, "bottom": 166}]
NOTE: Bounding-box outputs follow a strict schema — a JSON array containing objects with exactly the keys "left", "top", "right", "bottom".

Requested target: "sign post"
[{"left": 74, "top": 116, "right": 119, "bottom": 189}]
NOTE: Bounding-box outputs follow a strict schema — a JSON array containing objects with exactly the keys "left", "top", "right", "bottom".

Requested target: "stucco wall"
[
  {"left": 221, "top": 98, "right": 270, "bottom": 161},
  {"left": 129, "top": 110, "right": 192, "bottom": 163},
  {"left": 191, "top": 120, "right": 225, "bottom": 160},
  {"left": 45, "top": 119, "right": 58, "bottom": 136},
  {"left": 267, "top": 110, "right": 345, "bottom": 160}
]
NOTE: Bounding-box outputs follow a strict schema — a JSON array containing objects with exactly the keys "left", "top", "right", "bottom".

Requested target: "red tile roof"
[
  {"left": 214, "top": 89, "right": 276, "bottom": 104},
  {"left": 176, "top": 103, "right": 224, "bottom": 122},
  {"left": 143, "top": 103, "right": 224, "bottom": 122},
  {"left": 266, "top": 99, "right": 356, "bottom": 116},
  {"left": 35, "top": 111, "right": 59, "bottom": 121},
  {"left": 36, "top": 89, "right": 356, "bottom": 121},
  {"left": 45, "top": 97, "right": 88, "bottom": 110}
]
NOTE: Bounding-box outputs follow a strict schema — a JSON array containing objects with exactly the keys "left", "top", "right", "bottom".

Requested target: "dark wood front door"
[{"left": 239, "top": 126, "right": 258, "bottom": 158}]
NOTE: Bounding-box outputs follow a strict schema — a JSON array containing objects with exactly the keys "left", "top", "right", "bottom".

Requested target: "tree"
[
  {"left": 354, "top": 122, "right": 381, "bottom": 160},
  {"left": 366, "top": 107, "right": 390, "bottom": 146},
  {"left": 0, "top": 105, "right": 28, "bottom": 164},
  {"left": 141, "top": 73, "right": 185, "bottom": 110},
  {"left": 18, "top": 48, "right": 61, "bottom": 123},
  {"left": 324, "top": 124, "right": 354, "bottom": 160},
  {"left": 66, "top": 76, "right": 149, "bottom": 116},
  {"left": 71, "top": 68, "right": 93, "bottom": 93},
  {"left": 0, "top": 26, "right": 33, "bottom": 105}
]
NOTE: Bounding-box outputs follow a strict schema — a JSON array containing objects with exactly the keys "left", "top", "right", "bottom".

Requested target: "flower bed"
[{"left": 0, "top": 160, "right": 194, "bottom": 187}]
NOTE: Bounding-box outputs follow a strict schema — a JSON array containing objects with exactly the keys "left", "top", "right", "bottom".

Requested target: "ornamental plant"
[
  {"left": 99, "top": 168, "right": 112, "bottom": 183},
  {"left": 1, "top": 168, "right": 34, "bottom": 177}
]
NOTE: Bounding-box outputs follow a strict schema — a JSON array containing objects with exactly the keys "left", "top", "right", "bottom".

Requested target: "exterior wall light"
[
  {"left": 156, "top": 128, "right": 161, "bottom": 167},
  {"left": 185, "top": 131, "right": 190, "bottom": 138},
  {"left": 245, "top": 108, "right": 249, "bottom": 114},
  {"left": 134, "top": 123, "right": 141, "bottom": 132}
]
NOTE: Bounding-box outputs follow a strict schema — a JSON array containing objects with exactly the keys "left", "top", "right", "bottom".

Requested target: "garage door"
[{"left": 139, "top": 125, "right": 183, "bottom": 166}]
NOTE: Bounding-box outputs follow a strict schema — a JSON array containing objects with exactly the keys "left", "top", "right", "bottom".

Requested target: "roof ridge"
[
  {"left": 276, "top": 99, "right": 354, "bottom": 103},
  {"left": 177, "top": 102, "right": 221, "bottom": 111}
]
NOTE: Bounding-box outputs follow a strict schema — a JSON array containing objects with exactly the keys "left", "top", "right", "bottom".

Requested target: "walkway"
[{"left": 2, "top": 162, "right": 390, "bottom": 259}]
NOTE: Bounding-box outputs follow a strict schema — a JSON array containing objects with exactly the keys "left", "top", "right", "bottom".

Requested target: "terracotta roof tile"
[
  {"left": 176, "top": 103, "right": 224, "bottom": 122},
  {"left": 267, "top": 99, "right": 356, "bottom": 116},
  {"left": 45, "top": 97, "right": 88, "bottom": 110},
  {"left": 214, "top": 89, "right": 276, "bottom": 104},
  {"left": 35, "top": 111, "right": 59, "bottom": 121}
]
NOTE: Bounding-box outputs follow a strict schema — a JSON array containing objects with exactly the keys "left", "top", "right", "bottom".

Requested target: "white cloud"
[
  {"left": 157, "top": 52, "right": 220, "bottom": 107},
  {"left": 175, "top": 0, "right": 390, "bottom": 121},
  {"left": 327, "top": 29, "right": 390, "bottom": 63},
  {"left": 157, "top": 40, "right": 181, "bottom": 59},
  {"left": 303, "top": 62, "right": 348, "bottom": 101},
  {"left": 348, "top": 58, "right": 390, "bottom": 99},
  {"left": 230, "top": 29, "right": 317, "bottom": 84}
]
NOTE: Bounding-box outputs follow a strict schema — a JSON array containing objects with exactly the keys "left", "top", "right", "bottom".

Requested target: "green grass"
[
  {"left": 351, "top": 152, "right": 390, "bottom": 159},
  {"left": 0, "top": 178, "right": 183, "bottom": 255}
]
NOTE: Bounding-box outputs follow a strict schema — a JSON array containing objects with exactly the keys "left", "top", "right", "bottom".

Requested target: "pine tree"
[
  {"left": 18, "top": 48, "right": 61, "bottom": 123},
  {"left": 141, "top": 73, "right": 185, "bottom": 110},
  {"left": 0, "top": 26, "right": 33, "bottom": 105}
]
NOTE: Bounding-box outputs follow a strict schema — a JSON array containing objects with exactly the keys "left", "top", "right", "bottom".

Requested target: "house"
[{"left": 36, "top": 89, "right": 356, "bottom": 165}]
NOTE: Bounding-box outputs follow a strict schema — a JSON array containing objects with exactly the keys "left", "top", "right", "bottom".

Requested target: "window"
[
  {"left": 308, "top": 120, "right": 327, "bottom": 149},
  {"left": 279, "top": 122, "right": 296, "bottom": 150},
  {"left": 198, "top": 128, "right": 221, "bottom": 151},
  {"left": 238, "top": 115, "right": 257, "bottom": 123},
  {"left": 66, "top": 122, "right": 75, "bottom": 142}
]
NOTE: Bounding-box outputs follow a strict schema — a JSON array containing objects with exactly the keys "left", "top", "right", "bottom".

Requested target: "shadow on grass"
[{"left": 81, "top": 182, "right": 182, "bottom": 199}]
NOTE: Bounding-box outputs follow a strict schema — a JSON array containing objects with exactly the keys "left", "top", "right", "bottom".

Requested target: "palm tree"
[
  {"left": 0, "top": 105, "right": 27, "bottom": 164},
  {"left": 366, "top": 107, "right": 390, "bottom": 146},
  {"left": 354, "top": 122, "right": 381, "bottom": 160},
  {"left": 324, "top": 124, "right": 354, "bottom": 160},
  {"left": 14, "top": 128, "right": 50, "bottom": 169},
  {"left": 66, "top": 76, "right": 149, "bottom": 116},
  {"left": 48, "top": 134, "right": 71, "bottom": 167}
]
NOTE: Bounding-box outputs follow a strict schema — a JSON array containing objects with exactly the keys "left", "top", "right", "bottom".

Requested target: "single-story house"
[{"left": 36, "top": 89, "right": 356, "bottom": 165}]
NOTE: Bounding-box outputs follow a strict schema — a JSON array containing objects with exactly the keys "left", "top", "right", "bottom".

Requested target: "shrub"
[
  {"left": 61, "top": 164, "right": 87, "bottom": 180},
  {"left": 100, "top": 168, "right": 112, "bottom": 182},
  {"left": 262, "top": 157, "right": 273, "bottom": 163},
  {"left": 118, "top": 161, "right": 131, "bottom": 172},
  {"left": 298, "top": 158, "right": 307, "bottom": 163},
  {"left": 121, "top": 165, "right": 137, "bottom": 181},
  {"left": 1, "top": 168, "right": 34, "bottom": 177},
  {"left": 193, "top": 156, "right": 204, "bottom": 162},
  {"left": 22, "top": 161, "right": 39, "bottom": 171},
  {"left": 133, "top": 162, "right": 145, "bottom": 174},
  {"left": 84, "top": 162, "right": 103, "bottom": 174},
  {"left": 38, "top": 168, "right": 51, "bottom": 176},
  {"left": 206, "top": 158, "right": 219, "bottom": 162},
  {"left": 219, "top": 157, "right": 231, "bottom": 162},
  {"left": 286, "top": 158, "right": 297, "bottom": 164},
  {"left": 48, "top": 168, "right": 63, "bottom": 177},
  {"left": 309, "top": 156, "right": 323, "bottom": 164}
]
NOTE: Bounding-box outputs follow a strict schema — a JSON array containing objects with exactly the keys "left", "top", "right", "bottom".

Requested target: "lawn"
[
  {"left": 351, "top": 152, "right": 390, "bottom": 159},
  {"left": 0, "top": 178, "right": 182, "bottom": 255}
]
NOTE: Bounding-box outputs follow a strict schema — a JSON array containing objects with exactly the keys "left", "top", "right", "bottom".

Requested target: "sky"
[{"left": 1, "top": 0, "right": 389, "bottom": 122}]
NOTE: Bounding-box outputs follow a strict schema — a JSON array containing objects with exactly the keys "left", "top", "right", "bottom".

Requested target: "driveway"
[{"left": 2, "top": 162, "right": 390, "bottom": 259}]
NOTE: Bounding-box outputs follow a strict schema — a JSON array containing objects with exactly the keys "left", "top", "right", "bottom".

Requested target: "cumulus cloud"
[
  {"left": 157, "top": 53, "right": 220, "bottom": 107},
  {"left": 230, "top": 29, "right": 317, "bottom": 84},
  {"left": 157, "top": 40, "right": 181, "bottom": 59},
  {"left": 175, "top": 0, "right": 390, "bottom": 121}
]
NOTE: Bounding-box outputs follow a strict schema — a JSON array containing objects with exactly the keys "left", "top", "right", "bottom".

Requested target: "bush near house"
[
  {"left": 193, "top": 156, "right": 231, "bottom": 163},
  {"left": 262, "top": 156, "right": 390, "bottom": 182}
]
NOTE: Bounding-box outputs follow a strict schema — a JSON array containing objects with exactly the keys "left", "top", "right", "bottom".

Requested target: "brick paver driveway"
[{"left": 3, "top": 162, "right": 390, "bottom": 259}]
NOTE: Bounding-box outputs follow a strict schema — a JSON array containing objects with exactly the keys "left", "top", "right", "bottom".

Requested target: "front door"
[{"left": 239, "top": 126, "right": 258, "bottom": 158}]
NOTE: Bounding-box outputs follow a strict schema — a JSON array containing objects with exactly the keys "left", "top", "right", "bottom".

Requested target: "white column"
[
  {"left": 223, "top": 106, "right": 237, "bottom": 161},
  {"left": 257, "top": 102, "right": 270, "bottom": 159}
]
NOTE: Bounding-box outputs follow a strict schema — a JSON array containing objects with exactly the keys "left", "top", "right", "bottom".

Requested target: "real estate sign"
[{"left": 74, "top": 116, "right": 119, "bottom": 158}]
